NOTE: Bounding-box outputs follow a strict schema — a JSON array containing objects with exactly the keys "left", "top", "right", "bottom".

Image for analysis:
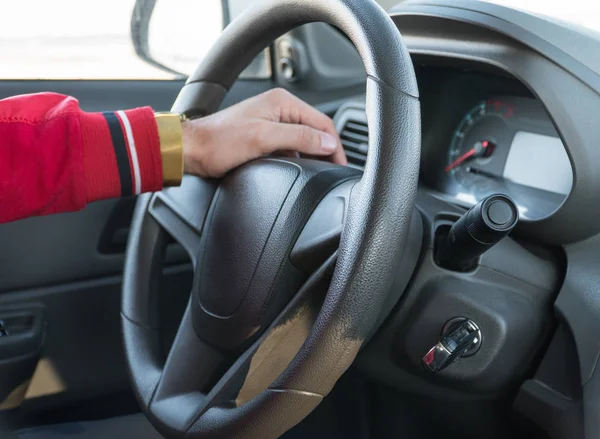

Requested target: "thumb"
[{"left": 259, "top": 121, "right": 340, "bottom": 157}]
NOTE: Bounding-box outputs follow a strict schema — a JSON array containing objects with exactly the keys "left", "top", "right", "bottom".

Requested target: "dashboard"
[{"left": 336, "top": 65, "right": 574, "bottom": 222}]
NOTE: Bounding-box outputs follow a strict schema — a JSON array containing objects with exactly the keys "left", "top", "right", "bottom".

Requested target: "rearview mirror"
[{"left": 130, "top": 0, "right": 271, "bottom": 79}]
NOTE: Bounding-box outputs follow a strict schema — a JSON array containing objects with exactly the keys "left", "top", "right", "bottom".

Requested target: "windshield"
[{"left": 378, "top": 0, "right": 600, "bottom": 34}]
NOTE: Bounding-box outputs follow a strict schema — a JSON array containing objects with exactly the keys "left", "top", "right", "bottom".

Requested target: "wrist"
[
  {"left": 182, "top": 120, "right": 194, "bottom": 174},
  {"left": 182, "top": 118, "right": 213, "bottom": 178}
]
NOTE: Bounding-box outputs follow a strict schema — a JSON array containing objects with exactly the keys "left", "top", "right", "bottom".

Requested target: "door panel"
[
  {"left": 0, "top": 79, "right": 193, "bottom": 418},
  {"left": 0, "top": 198, "right": 190, "bottom": 293},
  {"left": 0, "top": 80, "right": 191, "bottom": 290},
  {"left": 2, "top": 267, "right": 192, "bottom": 412}
]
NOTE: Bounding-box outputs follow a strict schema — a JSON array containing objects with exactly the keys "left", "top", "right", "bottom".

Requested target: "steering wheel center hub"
[{"left": 192, "top": 159, "right": 358, "bottom": 350}]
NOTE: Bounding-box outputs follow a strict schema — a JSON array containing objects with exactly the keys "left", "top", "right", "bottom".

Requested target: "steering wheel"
[{"left": 121, "top": 0, "right": 420, "bottom": 437}]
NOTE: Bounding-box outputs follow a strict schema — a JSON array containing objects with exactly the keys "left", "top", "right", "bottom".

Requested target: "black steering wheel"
[{"left": 121, "top": 0, "right": 420, "bottom": 437}]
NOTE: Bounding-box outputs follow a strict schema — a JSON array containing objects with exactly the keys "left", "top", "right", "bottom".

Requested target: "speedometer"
[
  {"left": 447, "top": 99, "right": 514, "bottom": 202},
  {"left": 442, "top": 97, "right": 572, "bottom": 220}
]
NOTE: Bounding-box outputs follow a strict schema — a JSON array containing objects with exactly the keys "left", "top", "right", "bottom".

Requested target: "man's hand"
[{"left": 182, "top": 88, "right": 347, "bottom": 178}]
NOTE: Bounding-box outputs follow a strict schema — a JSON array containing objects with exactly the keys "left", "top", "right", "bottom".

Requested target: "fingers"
[
  {"left": 266, "top": 89, "right": 334, "bottom": 131},
  {"left": 257, "top": 122, "right": 341, "bottom": 158},
  {"left": 260, "top": 89, "right": 348, "bottom": 165},
  {"left": 329, "top": 139, "right": 348, "bottom": 166}
]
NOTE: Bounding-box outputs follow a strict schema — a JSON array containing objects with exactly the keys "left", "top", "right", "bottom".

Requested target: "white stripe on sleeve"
[{"left": 116, "top": 110, "right": 142, "bottom": 195}]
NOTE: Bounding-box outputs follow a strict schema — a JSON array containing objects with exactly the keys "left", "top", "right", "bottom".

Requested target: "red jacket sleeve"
[{"left": 0, "top": 92, "right": 163, "bottom": 224}]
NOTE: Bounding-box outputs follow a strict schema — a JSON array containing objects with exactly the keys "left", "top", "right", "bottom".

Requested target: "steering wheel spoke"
[
  {"left": 150, "top": 300, "right": 225, "bottom": 432},
  {"left": 148, "top": 175, "right": 217, "bottom": 266},
  {"left": 205, "top": 252, "right": 335, "bottom": 405},
  {"left": 149, "top": 252, "right": 337, "bottom": 435},
  {"left": 290, "top": 179, "right": 356, "bottom": 272}
]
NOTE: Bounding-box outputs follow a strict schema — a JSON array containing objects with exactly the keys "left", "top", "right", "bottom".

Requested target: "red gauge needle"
[
  {"left": 445, "top": 140, "right": 492, "bottom": 173},
  {"left": 445, "top": 148, "right": 476, "bottom": 173}
]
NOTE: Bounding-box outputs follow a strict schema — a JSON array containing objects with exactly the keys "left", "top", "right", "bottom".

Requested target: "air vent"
[{"left": 337, "top": 110, "right": 368, "bottom": 169}]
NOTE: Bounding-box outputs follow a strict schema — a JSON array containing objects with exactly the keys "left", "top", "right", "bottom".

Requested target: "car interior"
[{"left": 1, "top": 0, "right": 599, "bottom": 438}]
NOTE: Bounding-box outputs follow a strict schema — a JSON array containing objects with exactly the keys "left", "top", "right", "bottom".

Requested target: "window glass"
[
  {"left": 147, "top": 1, "right": 223, "bottom": 77},
  {"left": 0, "top": 0, "right": 224, "bottom": 79}
]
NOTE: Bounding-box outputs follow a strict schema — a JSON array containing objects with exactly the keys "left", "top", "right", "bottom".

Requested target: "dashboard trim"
[{"left": 393, "top": 2, "right": 600, "bottom": 92}]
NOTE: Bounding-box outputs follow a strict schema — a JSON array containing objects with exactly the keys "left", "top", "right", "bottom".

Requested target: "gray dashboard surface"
[{"left": 396, "top": 0, "right": 600, "bottom": 90}]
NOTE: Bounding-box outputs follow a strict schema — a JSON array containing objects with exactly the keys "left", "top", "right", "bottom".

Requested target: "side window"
[
  {"left": 135, "top": 0, "right": 225, "bottom": 78},
  {"left": 142, "top": 0, "right": 271, "bottom": 79},
  {"left": 0, "top": 0, "right": 267, "bottom": 80}
]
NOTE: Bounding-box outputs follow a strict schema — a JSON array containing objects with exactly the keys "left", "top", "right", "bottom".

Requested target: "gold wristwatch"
[{"left": 154, "top": 112, "right": 187, "bottom": 187}]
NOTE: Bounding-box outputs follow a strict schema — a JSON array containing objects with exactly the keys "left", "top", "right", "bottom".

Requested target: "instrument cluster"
[{"left": 423, "top": 95, "right": 572, "bottom": 221}]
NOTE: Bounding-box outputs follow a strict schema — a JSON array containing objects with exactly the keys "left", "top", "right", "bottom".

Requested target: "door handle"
[
  {"left": 0, "top": 305, "right": 45, "bottom": 413},
  {"left": 0, "top": 306, "right": 45, "bottom": 360}
]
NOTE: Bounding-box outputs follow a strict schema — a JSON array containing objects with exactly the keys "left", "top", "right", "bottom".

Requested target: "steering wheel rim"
[{"left": 121, "top": 1, "right": 420, "bottom": 438}]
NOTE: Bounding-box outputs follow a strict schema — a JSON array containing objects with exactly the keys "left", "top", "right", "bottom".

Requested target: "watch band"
[{"left": 154, "top": 112, "right": 185, "bottom": 187}]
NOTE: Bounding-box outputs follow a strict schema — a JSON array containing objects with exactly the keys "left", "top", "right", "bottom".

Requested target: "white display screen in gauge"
[{"left": 503, "top": 131, "right": 573, "bottom": 195}]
